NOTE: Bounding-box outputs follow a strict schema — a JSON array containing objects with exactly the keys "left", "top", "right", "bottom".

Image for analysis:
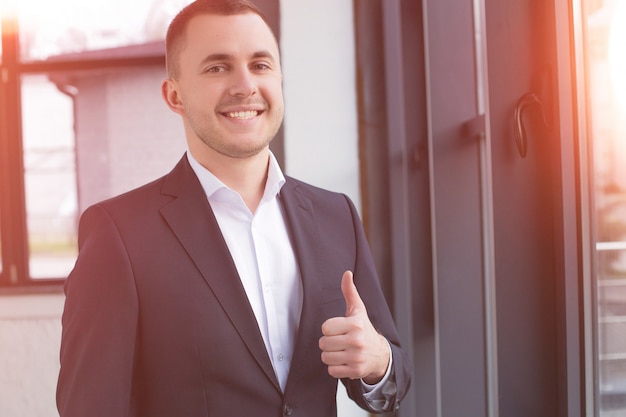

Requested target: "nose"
[{"left": 229, "top": 67, "right": 257, "bottom": 97}]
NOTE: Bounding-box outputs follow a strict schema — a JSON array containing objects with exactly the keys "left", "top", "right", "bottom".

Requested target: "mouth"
[{"left": 223, "top": 110, "right": 262, "bottom": 120}]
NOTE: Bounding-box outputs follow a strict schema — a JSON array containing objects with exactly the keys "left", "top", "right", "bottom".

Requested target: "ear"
[{"left": 161, "top": 78, "right": 185, "bottom": 116}]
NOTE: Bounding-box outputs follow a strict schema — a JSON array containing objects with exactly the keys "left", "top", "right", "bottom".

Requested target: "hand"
[{"left": 319, "top": 271, "right": 390, "bottom": 384}]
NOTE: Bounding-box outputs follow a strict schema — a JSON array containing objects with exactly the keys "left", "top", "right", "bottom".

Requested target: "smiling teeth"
[{"left": 227, "top": 110, "right": 258, "bottom": 119}]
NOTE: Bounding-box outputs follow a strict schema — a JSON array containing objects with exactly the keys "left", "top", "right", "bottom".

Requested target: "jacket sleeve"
[
  {"left": 57, "top": 204, "right": 139, "bottom": 417},
  {"left": 339, "top": 194, "right": 412, "bottom": 414}
]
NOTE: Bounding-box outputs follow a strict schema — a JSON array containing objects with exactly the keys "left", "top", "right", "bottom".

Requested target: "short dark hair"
[{"left": 165, "top": 0, "right": 274, "bottom": 79}]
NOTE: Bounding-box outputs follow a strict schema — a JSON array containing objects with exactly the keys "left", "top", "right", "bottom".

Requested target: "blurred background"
[{"left": 1, "top": 0, "right": 626, "bottom": 416}]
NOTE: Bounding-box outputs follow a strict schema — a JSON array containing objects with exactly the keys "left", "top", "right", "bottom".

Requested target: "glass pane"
[
  {"left": 21, "top": 74, "right": 77, "bottom": 279},
  {"left": 587, "top": 0, "right": 626, "bottom": 414},
  {"left": 22, "top": 64, "right": 186, "bottom": 279},
  {"left": 17, "top": 0, "right": 192, "bottom": 62}
]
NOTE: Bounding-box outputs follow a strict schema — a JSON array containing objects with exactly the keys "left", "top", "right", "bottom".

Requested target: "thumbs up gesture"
[{"left": 319, "top": 271, "right": 390, "bottom": 384}]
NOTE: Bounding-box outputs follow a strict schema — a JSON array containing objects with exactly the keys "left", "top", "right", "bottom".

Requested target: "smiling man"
[{"left": 56, "top": 1, "right": 411, "bottom": 416}]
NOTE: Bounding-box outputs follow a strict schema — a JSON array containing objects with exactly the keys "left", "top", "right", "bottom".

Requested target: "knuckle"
[
  {"left": 318, "top": 337, "right": 327, "bottom": 350},
  {"left": 321, "top": 322, "right": 330, "bottom": 335}
]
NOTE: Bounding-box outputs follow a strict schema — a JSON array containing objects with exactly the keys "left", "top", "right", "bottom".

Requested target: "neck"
[{"left": 190, "top": 145, "right": 270, "bottom": 213}]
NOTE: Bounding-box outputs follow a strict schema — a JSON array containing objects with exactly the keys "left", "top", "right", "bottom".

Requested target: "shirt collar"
[{"left": 186, "top": 150, "right": 286, "bottom": 202}]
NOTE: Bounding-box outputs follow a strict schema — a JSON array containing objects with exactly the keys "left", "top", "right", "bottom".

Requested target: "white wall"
[
  {"left": 0, "top": 295, "right": 64, "bottom": 417},
  {"left": 280, "top": 0, "right": 361, "bottom": 211}
]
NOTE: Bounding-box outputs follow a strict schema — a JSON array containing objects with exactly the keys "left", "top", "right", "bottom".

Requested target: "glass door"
[{"left": 581, "top": 0, "right": 626, "bottom": 415}]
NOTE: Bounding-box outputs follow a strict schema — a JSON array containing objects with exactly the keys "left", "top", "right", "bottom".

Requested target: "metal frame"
[{"left": 381, "top": 1, "right": 418, "bottom": 415}]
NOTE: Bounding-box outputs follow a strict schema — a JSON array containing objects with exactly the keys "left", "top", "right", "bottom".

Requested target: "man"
[{"left": 56, "top": 0, "right": 410, "bottom": 416}]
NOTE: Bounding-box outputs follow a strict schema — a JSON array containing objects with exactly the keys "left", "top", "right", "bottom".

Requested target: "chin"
[{"left": 221, "top": 144, "right": 270, "bottom": 159}]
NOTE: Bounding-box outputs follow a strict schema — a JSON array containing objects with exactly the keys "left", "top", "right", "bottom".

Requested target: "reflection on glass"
[
  {"left": 17, "top": 0, "right": 192, "bottom": 61},
  {"left": 21, "top": 74, "right": 77, "bottom": 279},
  {"left": 22, "top": 59, "right": 186, "bottom": 279},
  {"left": 588, "top": 0, "right": 626, "bottom": 414}
]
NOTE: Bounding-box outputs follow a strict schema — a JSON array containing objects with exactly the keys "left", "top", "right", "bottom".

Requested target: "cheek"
[
  {"left": 263, "top": 75, "right": 283, "bottom": 98},
  {"left": 185, "top": 92, "right": 220, "bottom": 116},
  {"left": 266, "top": 83, "right": 284, "bottom": 108},
  {"left": 181, "top": 79, "right": 222, "bottom": 104}
]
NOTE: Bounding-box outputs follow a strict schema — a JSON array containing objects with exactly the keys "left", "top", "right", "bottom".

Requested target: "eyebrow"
[{"left": 199, "top": 50, "right": 277, "bottom": 67}]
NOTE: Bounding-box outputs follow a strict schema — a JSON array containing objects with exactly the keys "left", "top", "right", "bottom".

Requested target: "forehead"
[{"left": 182, "top": 13, "right": 280, "bottom": 61}]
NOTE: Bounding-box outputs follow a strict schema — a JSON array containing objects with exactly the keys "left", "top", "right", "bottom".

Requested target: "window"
[
  {"left": 583, "top": 0, "right": 626, "bottom": 414},
  {"left": 0, "top": 0, "right": 192, "bottom": 288}
]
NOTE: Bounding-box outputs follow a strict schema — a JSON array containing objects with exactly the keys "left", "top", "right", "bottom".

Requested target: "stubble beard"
[
  {"left": 198, "top": 131, "right": 273, "bottom": 159},
  {"left": 187, "top": 112, "right": 282, "bottom": 160}
]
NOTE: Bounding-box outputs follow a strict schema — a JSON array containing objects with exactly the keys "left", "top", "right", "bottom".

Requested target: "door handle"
[{"left": 514, "top": 92, "right": 550, "bottom": 158}]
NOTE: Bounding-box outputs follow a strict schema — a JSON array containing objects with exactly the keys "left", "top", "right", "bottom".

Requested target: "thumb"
[{"left": 341, "top": 271, "right": 366, "bottom": 317}]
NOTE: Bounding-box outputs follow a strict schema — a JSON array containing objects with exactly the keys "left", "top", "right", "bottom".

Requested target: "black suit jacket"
[{"left": 57, "top": 155, "right": 410, "bottom": 417}]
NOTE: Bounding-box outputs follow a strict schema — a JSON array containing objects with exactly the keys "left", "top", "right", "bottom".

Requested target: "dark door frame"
[{"left": 353, "top": 0, "right": 587, "bottom": 416}]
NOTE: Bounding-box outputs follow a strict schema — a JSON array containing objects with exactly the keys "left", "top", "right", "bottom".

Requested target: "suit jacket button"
[{"left": 283, "top": 403, "right": 293, "bottom": 416}]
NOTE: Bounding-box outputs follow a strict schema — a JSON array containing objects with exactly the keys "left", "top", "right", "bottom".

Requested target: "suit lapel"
[
  {"left": 278, "top": 181, "right": 327, "bottom": 388},
  {"left": 158, "top": 157, "right": 281, "bottom": 393}
]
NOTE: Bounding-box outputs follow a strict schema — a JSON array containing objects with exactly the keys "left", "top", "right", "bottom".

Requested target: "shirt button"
[{"left": 278, "top": 353, "right": 285, "bottom": 361}]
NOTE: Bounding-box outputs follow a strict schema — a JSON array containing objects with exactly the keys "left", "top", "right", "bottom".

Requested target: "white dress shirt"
[
  {"left": 187, "top": 151, "right": 393, "bottom": 406},
  {"left": 188, "top": 151, "right": 301, "bottom": 391}
]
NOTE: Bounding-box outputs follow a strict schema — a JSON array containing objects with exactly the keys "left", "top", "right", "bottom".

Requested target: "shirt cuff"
[{"left": 360, "top": 340, "right": 397, "bottom": 411}]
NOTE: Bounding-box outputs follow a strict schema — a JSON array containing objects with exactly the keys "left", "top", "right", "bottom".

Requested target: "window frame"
[{"left": 0, "top": 15, "right": 165, "bottom": 290}]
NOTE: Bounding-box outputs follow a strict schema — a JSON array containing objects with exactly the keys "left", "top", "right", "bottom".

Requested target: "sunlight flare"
[{"left": 609, "top": 0, "right": 626, "bottom": 114}]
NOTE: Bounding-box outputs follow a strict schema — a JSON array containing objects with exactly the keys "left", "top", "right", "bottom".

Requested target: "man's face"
[{"left": 166, "top": 13, "right": 284, "bottom": 160}]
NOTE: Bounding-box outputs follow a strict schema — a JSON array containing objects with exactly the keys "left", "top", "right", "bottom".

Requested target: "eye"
[
  {"left": 252, "top": 62, "right": 271, "bottom": 71},
  {"left": 204, "top": 65, "right": 227, "bottom": 73}
]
